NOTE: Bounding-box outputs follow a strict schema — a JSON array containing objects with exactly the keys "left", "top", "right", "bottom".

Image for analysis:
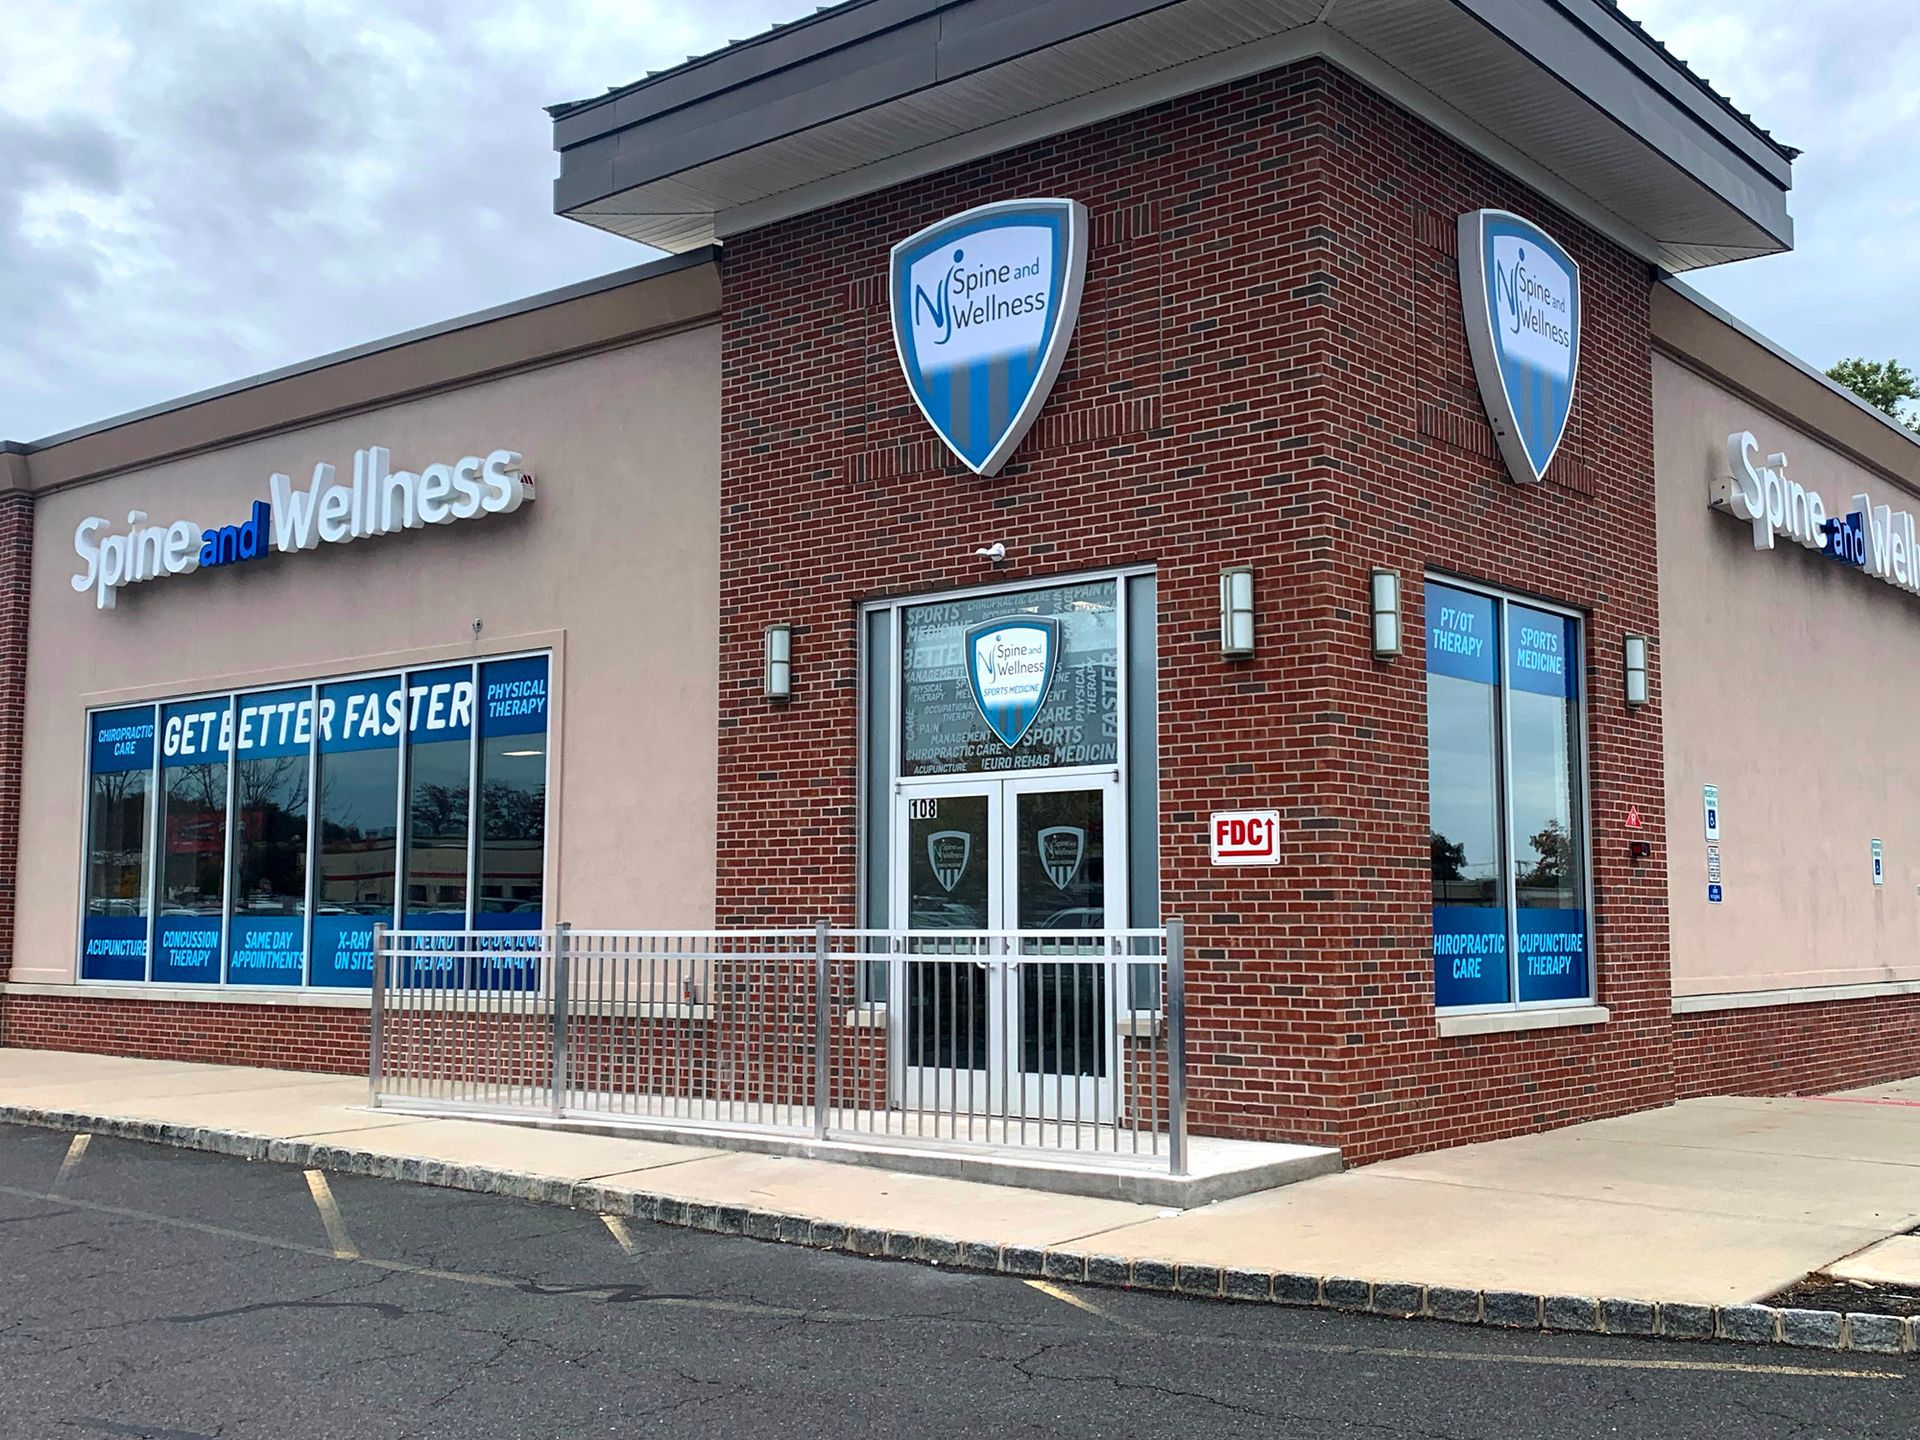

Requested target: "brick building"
[{"left": 3, "top": 2, "right": 1914, "bottom": 1168}]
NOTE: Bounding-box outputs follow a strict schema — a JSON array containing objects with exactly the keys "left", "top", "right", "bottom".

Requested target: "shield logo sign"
[
  {"left": 1037, "top": 826, "right": 1086, "bottom": 892},
  {"left": 1457, "top": 210, "right": 1581, "bottom": 485},
  {"left": 966, "top": 616, "right": 1059, "bottom": 749},
  {"left": 927, "top": 831, "right": 972, "bottom": 893},
  {"left": 889, "top": 197, "right": 1089, "bottom": 476}
]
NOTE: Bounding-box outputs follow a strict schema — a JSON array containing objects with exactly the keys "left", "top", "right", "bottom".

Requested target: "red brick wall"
[
  {"left": 714, "top": 59, "right": 1673, "bottom": 1163},
  {"left": 0, "top": 489, "right": 30, "bottom": 993},
  {"left": 0, "top": 992, "right": 368, "bottom": 1074},
  {"left": 1306, "top": 74, "right": 1675, "bottom": 1160},
  {"left": 1674, "top": 993, "right": 1920, "bottom": 1099}
]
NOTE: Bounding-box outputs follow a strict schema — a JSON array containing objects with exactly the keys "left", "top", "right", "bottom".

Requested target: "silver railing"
[{"left": 370, "top": 920, "right": 1187, "bottom": 1175}]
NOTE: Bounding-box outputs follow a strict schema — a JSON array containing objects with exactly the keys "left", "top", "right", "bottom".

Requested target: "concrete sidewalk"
[{"left": 4, "top": 1047, "right": 1917, "bottom": 1316}]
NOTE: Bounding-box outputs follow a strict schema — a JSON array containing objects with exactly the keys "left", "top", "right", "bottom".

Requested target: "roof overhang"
[{"left": 549, "top": 0, "right": 1794, "bottom": 272}]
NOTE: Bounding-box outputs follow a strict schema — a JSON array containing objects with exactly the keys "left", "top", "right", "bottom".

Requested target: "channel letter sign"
[
  {"left": 1458, "top": 209, "right": 1581, "bottom": 485},
  {"left": 965, "top": 616, "right": 1059, "bottom": 749},
  {"left": 889, "top": 198, "right": 1089, "bottom": 476}
]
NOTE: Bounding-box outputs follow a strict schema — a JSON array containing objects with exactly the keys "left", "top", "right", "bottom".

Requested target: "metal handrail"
[{"left": 369, "top": 921, "right": 1187, "bottom": 1175}]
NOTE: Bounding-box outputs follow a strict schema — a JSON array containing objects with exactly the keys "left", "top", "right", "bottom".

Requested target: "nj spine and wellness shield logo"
[
  {"left": 889, "top": 198, "right": 1089, "bottom": 476},
  {"left": 965, "top": 616, "right": 1059, "bottom": 749},
  {"left": 1458, "top": 209, "right": 1582, "bottom": 485}
]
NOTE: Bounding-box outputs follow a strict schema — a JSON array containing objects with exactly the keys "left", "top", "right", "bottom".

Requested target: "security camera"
[{"left": 974, "top": 542, "right": 1007, "bottom": 563}]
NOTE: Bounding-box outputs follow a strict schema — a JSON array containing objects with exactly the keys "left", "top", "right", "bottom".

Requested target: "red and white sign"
[
  {"left": 1625, "top": 805, "right": 1643, "bottom": 829},
  {"left": 1210, "top": 810, "right": 1280, "bottom": 866}
]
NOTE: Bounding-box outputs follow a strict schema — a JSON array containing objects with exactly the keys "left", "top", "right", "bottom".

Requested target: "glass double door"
[{"left": 895, "top": 774, "right": 1120, "bottom": 1120}]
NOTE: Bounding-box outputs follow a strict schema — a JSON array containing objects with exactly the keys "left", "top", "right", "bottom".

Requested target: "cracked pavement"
[{"left": 0, "top": 1126, "right": 1910, "bottom": 1438}]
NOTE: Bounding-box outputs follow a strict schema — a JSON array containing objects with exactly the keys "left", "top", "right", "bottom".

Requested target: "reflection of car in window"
[
  {"left": 909, "top": 901, "right": 986, "bottom": 929},
  {"left": 1040, "top": 907, "right": 1103, "bottom": 930}
]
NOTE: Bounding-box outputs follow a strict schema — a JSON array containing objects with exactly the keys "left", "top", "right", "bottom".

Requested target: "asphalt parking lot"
[{"left": 0, "top": 1125, "right": 1909, "bottom": 1439}]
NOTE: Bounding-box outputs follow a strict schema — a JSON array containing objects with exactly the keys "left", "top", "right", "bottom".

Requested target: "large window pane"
[
  {"left": 227, "top": 688, "right": 311, "bottom": 985},
  {"left": 901, "top": 580, "right": 1119, "bottom": 776},
  {"left": 312, "top": 676, "right": 402, "bottom": 988},
  {"left": 153, "top": 699, "right": 228, "bottom": 984},
  {"left": 1508, "top": 606, "right": 1588, "bottom": 1003},
  {"left": 1426, "top": 583, "right": 1509, "bottom": 1008},
  {"left": 474, "top": 656, "right": 547, "bottom": 989},
  {"left": 402, "top": 667, "right": 474, "bottom": 988},
  {"left": 81, "top": 707, "right": 155, "bottom": 981}
]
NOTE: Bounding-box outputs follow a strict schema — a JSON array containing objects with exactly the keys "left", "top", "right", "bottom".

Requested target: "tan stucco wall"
[
  {"left": 1657, "top": 352, "right": 1920, "bottom": 995},
  {"left": 18, "top": 324, "right": 720, "bottom": 983}
]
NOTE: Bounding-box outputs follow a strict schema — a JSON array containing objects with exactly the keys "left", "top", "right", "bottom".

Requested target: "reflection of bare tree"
[
  {"left": 87, "top": 771, "right": 149, "bottom": 903},
  {"left": 161, "top": 761, "right": 225, "bottom": 910},
  {"left": 481, "top": 781, "right": 545, "bottom": 842},
  {"left": 235, "top": 755, "right": 304, "bottom": 810},
  {"left": 93, "top": 769, "right": 140, "bottom": 809},
  {"left": 235, "top": 756, "right": 308, "bottom": 908},
  {"left": 411, "top": 783, "right": 468, "bottom": 842},
  {"left": 168, "top": 762, "right": 224, "bottom": 813}
]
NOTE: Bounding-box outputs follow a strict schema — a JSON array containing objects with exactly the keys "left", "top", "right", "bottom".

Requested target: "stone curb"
[{"left": 6, "top": 1105, "right": 1916, "bottom": 1358}]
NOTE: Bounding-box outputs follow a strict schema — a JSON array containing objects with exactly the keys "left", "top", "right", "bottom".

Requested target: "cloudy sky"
[{"left": 2, "top": 0, "right": 1912, "bottom": 441}]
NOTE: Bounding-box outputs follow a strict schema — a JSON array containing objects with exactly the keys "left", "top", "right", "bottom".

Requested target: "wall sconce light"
[
  {"left": 1623, "top": 633, "right": 1649, "bottom": 708},
  {"left": 1369, "top": 569, "right": 1401, "bottom": 659},
  {"left": 764, "top": 623, "right": 792, "bottom": 701},
  {"left": 1219, "top": 566, "right": 1254, "bottom": 659}
]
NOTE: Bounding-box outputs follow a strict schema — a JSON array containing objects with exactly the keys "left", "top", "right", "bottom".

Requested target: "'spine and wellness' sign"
[
  {"left": 1458, "top": 209, "right": 1582, "bottom": 486},
  {"left": 72, "top": 445, "right": 531, "bottom": 610},
  {"left": 889, "top": 198, "right": 1088, "bottom": 477}
]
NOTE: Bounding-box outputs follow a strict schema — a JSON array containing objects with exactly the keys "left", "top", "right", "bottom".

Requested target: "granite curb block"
[{"left": 6, "top": 1106, "right": 1917, "bottom": 1358}]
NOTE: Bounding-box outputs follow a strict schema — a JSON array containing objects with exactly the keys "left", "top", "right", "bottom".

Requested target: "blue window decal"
[
  {"left": 1507, "top": 607, "right": 1578, "bottom": 700},
  {"left": 1517, "top": 908, "right": 1588, "bottom": 1003},
  {"left": 152, "top": 917, "right": 222, "bottom": 985},
  {"left": 228, "top": 916, "right": 306, "bottom": 986},
  {"left": 82, "top": 707, "right": 157, "bottom": 981},
  {"left": 1426, "top": 585, "right": 1498, "bottom": 687},
  {"left": 311, "top": 914, "right": 380, "bottom": 990},
  {"left": 90, "top": 706, "right": 155, "bottom": 775},
  {"left": 1432, "top": 906, "right": 1511, "bottom": 1009}
]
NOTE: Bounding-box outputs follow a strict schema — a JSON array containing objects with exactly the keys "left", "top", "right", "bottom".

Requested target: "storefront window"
[
  {"left": 1507, "top": 605, "right": 1588, "bottom": 1003},
  {"left": 1426, "top": 581, "right": 1589, "bottom": 1010},
  {"left": 77, "top": 653, "right": 548, "bottom": 991},
  {"left": 473, "top": 656, "right": 548, "bottom": 988},
  {"left": 153, "top": 699, "right": 229, "bottom": 984},
  {"left": 228, "top": 688, "right": 310, "bottom": 985},
  {"left": 402, "top": 666, "right": 473, "bottom": 941},
  {"left": 81, "top": 707, "right": 156, "bottom": 981},
  {"left": 900, "top": 580, "right": 1118, "bottom": 776},
  {"left": 312, "top": 675, "right": 401, "bottom": 988}
]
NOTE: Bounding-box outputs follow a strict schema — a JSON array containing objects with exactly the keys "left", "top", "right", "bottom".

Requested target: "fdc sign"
[{"left": 1210, "top": 810, "right": 1280, "bottom": 866}]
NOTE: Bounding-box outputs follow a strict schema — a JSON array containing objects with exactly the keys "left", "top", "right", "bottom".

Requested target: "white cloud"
[
  {"left": 1624, "top": 0, "right": 1920, "bottom": 372},
  {"left": 4, "top": 1, "right": 1911, "bottom": 439},
  {"left": 0, "top": 0, "right": 799, "bottom": 439}
]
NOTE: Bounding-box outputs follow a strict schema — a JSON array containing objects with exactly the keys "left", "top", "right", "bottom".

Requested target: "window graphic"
[
  {"left": 76, "top": 655, "right": 550, "bottom": 991},
  {"left": 1426, "top": 581, "right": 1590, "bottom": 1010}
]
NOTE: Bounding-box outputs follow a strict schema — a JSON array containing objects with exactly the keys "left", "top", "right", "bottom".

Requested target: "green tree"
[
  {"left": 1431, "top": 832, "right": 1468, "bottom": 885},
  {"left": 1826, "top": 357, "right": 1920, "bottom": 429}
]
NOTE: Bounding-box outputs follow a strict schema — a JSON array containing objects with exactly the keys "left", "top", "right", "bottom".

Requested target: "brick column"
[{"left": 0, "top": 448, "right": 33, "bottom": 990}]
